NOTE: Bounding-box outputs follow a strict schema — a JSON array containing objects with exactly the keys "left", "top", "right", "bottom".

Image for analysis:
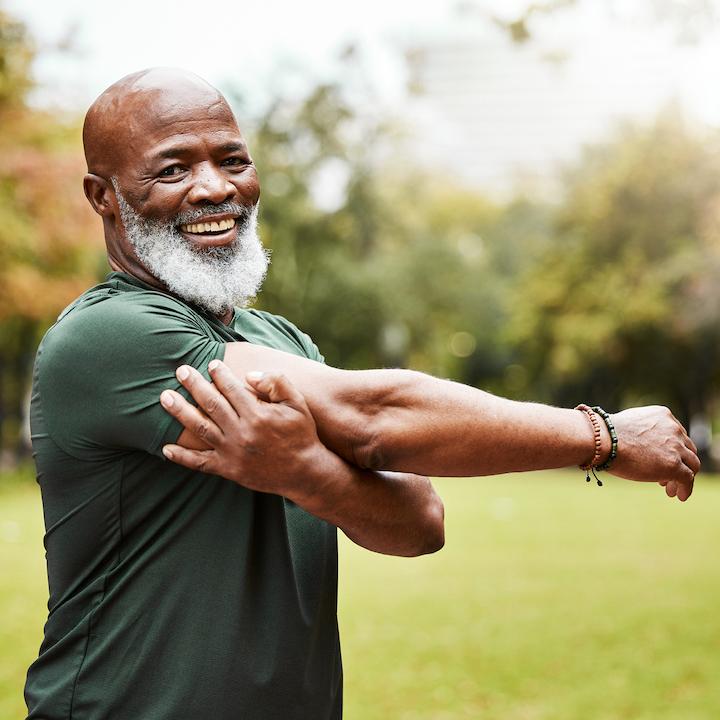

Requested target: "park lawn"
[
  {"left": 0, "top": 469, "right": 47, "bottom": 720},
  {"left": 339, "top": 473, "right": 720, "bottom": 720},
  {"left": 2, "top": 470, "right": 719, "bottom": 719}
]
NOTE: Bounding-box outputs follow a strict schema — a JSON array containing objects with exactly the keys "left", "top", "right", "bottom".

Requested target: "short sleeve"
[
  {"left": 240, "top": 310, "right": 325, "bottom": 364},
  {"left": 290, "top": 327, "right": 324, "bottom": 364},
  {"left": 37, "top": 294, "right": 225, "bottom": 459}
]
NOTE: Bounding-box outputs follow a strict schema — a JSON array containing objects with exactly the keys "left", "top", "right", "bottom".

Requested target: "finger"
[
  {"left": 676, "top": 480, "right": 693, "bottom": 502},
  {"left": 676, "top": 459, "right": 696, "bottom": 502},
  {"left": 683, "top": 434, "right": 699, "bottom": 455},
  {"left": 162, "top": 444, "right": 217, "bottom": 474},
  {"left": 658, "top": 479, "right": 669, "bottom": 486},
  {"left": 160, "top": 389, "right": 223, "bottom": 446},
  {"left": 207, "top": 360, "right": 257, "bottom": 415},
  {"left": 675, "top": 420, "right": 698, "bottom": 453},
  {"left": 245, "top": 371, "right": 309, "bottom": 410},
  {"left": 682, "top": 448, "right": 701, "bottom": 476},
  {"left": 174, "top": 365, "right": 238, "bottom": 429},
  {"left": 665, "top": 480, "right": 678, "bottom": 498},
  {"left": 664, "top": 409, "right": 696, "bottom": 451}
]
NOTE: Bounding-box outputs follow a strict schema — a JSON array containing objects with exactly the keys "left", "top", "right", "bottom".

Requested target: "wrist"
[
  {"left": 592, "top": 406, "right": 618, "bottom": 471},
  {"left": 575, "top": 404, "right": 604, "bottom": 467},
  {"left": 283, "top": 442, "right": 347, "bottom": 512},
  {"left": 574, "top": 404, "right": 612, "bottom": 468},
  {"left": 597, "top": 418, "right": 612, "bottom": 465}
]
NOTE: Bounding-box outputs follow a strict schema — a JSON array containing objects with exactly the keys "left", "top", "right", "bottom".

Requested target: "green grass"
[
  {"left": 0, "top": 469, "right": 47, "bottom": 720},
  {"left": 339, "top": 473, "right": 720, "bottom": 720},
  {"left": 3, "top": 470, "right": 720, "bottom": 719}
]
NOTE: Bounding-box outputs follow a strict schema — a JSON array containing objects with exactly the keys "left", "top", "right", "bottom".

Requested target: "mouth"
[{"left": 178, "top": 216, "right": 238, "bottom": 246}]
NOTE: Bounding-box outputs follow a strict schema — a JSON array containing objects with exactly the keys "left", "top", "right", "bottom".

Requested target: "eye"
[
  {"left": 158, "top": 165, "right": 186, "bottom": 178},
  {"left": 222, "top": 156, "right": 251, "bottom": 168}
]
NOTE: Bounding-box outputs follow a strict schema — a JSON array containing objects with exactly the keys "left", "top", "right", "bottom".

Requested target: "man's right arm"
[{"left": 173, "top": 342, "right": 698, "bottom": 498}]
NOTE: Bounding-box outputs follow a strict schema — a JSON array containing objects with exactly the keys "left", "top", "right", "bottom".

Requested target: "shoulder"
[
  {"left": 61, "top": 284, "right": 201, "bottom": 329},
  {"left": 245, "top": 310, "right": 312, "bottom": 343},
  {"left": 239, "top": 309, "right": 324, "bottom": 363},
  {"left": 34, "top": 284, "right": 226, "bottom": 456},
  {"left": 45, "top": 287, "right": 202, "bottom": 350},
  {"left": 38, "top": 286, "right": 217, "bottom": 388}
]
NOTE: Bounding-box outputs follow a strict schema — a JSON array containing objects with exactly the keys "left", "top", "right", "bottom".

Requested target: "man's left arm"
[{"left": 161, "top": 364, "right": 445, "bottom": 557}]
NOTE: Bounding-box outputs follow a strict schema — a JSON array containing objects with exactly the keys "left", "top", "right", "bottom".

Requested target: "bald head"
[{"left": 83, "top": 68, "right": 237, "bottom": 177}]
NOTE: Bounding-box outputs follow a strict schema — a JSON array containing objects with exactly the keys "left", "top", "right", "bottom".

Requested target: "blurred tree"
[
  {"left": 3, "top": 1, "right": 717, "bottom": 469},
  {"left": 0, "top": 6, "right": 102, "bottom": 463},
  {"left": 0, "top": 7, "right": 32, "bottom": 107},
  {"left": 507, "top": 109, "right": 720, "bottom": 442},
  {"left": 247, "top": 81, "right": 529, "bottom": 385}
]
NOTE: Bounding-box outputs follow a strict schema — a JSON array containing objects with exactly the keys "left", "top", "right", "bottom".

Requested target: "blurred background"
[{"left": 1, "top": 1, "right": 719, "bottom": 718}]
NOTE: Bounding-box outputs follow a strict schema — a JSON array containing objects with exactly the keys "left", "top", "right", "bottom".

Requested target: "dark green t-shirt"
[{"left": 25, "top": 272, "right": 342, "bottom": 720}]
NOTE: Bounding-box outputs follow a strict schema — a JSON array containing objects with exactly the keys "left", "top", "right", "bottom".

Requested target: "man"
[{"left": 25, "top": 67, "right": 698, "bottom": 720}]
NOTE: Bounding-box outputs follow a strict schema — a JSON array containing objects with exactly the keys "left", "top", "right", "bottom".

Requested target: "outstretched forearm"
[
  {"left": 222, "top": 342, "right": 698, "bottom": 495},
  {"left": 223, "top": 343, "right": 593, "bottom": 476},
  {"left": 312, "top": 368, "right": 594, "bottom": 476}
]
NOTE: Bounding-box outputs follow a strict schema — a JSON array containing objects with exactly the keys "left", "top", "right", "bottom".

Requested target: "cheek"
[
  {"left": 136, "top": 185, "right": 185, "bottom": 219},
  {"left": 234, "top": 169, "right": 261, "bottom": 205}
]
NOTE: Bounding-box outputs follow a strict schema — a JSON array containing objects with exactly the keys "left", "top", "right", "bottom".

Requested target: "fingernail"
[
  {"left": 162, "top": 446, "right": 174, "bottom": 459},
  {"left": 160, "top": 391, "right": 174, "bottom": 408},
  {"left": 247, "top": 371, "right": 264, "bottom": 381},
  {"left": 177, "top": 366, "right": 190, "bottom": 381},
  {"left": 209, "top": 360, "right": 220, "bottom": 372}
]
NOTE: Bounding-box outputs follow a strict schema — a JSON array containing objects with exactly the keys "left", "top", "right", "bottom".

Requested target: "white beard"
[{"left": 113, "top": 183, "right": 270, "bottom": 315}]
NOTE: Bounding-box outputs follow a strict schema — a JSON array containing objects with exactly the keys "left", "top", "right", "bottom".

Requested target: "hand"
[
  {"left": 608, "top": 406, "right": 700, "bottom": 502},
  {"left": 160, "top": 361, "right": 330, "bottom": 501}
]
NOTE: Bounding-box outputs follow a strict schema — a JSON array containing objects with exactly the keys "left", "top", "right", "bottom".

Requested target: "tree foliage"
[
  {"left": 250, "top": 83, "right": 720, "bottom": 453},
  {"left": 0, "top": 8, "right": 102, "bottom": 461},
  {"left": 507, "top": 110, "right": 720, "bottom": 424},
  {"left": 248, "top": 82, "right": 541, "bottom": 386},
  {"left": 2, "top": 3, "right": 719, "bottom": 466}
]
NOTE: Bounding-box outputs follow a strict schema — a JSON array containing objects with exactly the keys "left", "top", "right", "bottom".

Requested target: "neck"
[{"left": 108, "top": 253, "right": 164, "bottom": 290}]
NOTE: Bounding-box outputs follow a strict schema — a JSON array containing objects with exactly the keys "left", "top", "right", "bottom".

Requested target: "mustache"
[{"left": 174, "top": 201, "right": 254, "bottom": 227}]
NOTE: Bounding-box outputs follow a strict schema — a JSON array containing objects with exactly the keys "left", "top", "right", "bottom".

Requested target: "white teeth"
[{"left": 180, "top": 218, "right": 237, "bottom": 234}]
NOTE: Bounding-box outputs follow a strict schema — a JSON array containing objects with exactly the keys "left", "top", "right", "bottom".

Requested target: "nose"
[{"left": 187, "top": 163, "right": 236, "bottom": 205}]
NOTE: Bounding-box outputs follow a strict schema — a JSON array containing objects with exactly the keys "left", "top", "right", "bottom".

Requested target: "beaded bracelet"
[
  {"left": 575, "top": 404, "right": 603, "bottom": 473},
  {"left": 591, "top": 406, "right": 618, "bottom": 471}
]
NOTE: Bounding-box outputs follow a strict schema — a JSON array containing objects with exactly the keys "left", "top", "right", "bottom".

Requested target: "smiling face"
[
  {"left": 83, "top": 69, "right": 268, "bottom": 316},
  {"left": 114, "top": 92, "right": 260, "bottom": 248}
]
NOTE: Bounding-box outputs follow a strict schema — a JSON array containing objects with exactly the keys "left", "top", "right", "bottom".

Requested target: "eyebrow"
[{"left": 154, "top": 141, "right": 248, "bottom": 160}]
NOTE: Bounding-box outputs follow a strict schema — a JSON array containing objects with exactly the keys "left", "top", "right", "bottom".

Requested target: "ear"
[{"left": 83, "top": 174, "right": 116, "bottom": 217}]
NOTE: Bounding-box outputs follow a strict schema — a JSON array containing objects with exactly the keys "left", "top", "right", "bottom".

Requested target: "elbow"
[
  {"left": 421, "top": 492, "right": 446, "bottom": 556},
  {"left": 350, "top": 401, "right": 392, "bottom": 471},
  {"left": 405, "top": 487, "right": 445, "bottom": 557},
  {"left": 353, "top": 428, "right": 387, "bottom": 471},
  {"left": 348, "top": 368, "right": 423, "bottom": 471}
]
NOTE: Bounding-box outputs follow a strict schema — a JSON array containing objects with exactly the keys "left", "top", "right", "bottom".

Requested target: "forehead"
[{"left": 120, "top": 89, "right": 244, "bottom": 165}]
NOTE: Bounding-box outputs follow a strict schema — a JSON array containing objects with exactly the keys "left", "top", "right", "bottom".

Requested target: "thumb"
[{"left": 246, "top": 370, "right": 306, "bottom": 408}]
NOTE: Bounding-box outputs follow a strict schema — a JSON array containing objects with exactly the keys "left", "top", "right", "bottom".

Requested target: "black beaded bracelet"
[{"left": 592, "top": 405, "right": 618, "bottom": 471}]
